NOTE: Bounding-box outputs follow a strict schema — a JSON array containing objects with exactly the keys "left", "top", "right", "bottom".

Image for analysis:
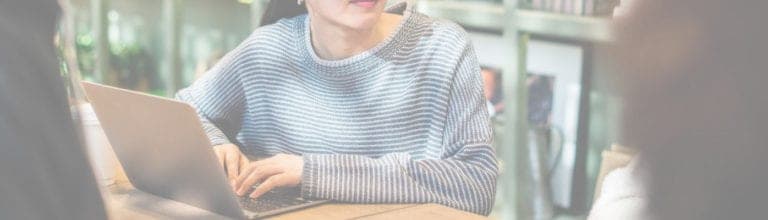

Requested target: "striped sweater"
[{"left": 177, "top": 3, "right": 498, "bottom": 215}]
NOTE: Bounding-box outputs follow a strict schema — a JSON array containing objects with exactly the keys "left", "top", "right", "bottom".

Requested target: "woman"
[
  {"left": 177, "top": 0, "right": 498, "bottom": 215},
  {"left": 590, "top": 0, "right": 768, "bottom": 219},
  {"left": 0, "top": 1, "right": 108, "bottom": 219},
  {"left": 620, "top": 0, "right": 768, "bottom": 219}
]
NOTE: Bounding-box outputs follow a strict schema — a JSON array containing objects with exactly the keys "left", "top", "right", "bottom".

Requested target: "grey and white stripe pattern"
[{"left": 177, "top": 3, "right": 498, "bottom": 215}]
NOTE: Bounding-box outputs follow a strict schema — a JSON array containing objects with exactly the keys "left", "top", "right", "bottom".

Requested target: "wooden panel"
[
  {"left": 357, "top": 204, "right": 488, "bottom": 220},
  {"left": 268, "top": 204, "right": 417, "bottom": 220}
]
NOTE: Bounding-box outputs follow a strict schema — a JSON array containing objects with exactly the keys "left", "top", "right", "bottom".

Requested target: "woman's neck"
[{"left": 309, "top": 14, "right": 401, "bottom": 60}]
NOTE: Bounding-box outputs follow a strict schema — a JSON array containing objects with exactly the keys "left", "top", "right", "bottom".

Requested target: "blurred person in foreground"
[
  {"left": 176, "top": 0, "right": 497, "bottom": 215},
  {"left": 590, "top": 0, "right": 768, "bottom": 219},
  {"left": 0, "top": 0, "right": 107, "bottom": 219}
]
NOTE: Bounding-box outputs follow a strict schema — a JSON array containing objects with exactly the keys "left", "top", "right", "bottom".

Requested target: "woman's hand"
[
  {"left": 213, "top": 144, "right": 250, "bottom": 187},
  {"left": 234, "top": 154, "right": 303, "bottom": 198}
]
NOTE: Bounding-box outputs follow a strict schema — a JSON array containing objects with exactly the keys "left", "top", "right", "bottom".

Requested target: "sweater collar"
[{"left": 296, "top": 1, "right": 418, "bottom": 75}]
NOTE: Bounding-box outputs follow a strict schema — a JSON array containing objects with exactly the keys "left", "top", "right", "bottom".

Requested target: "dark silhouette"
[
  {"left": 260, "top": 0, "right": 308, "bottom": 27},
  {"left": 617, "top": 0, "right": 768, "bottom": 219},
  {"left": 0, "top": 1, "right": 107, "bottom": 219}
]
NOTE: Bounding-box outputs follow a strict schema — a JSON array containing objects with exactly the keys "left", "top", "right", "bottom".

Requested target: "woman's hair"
[
  {"left": 260, "top": 0, "right": 308, "bottom": 27},
  {"left": 617, "top": 0, "right": 768, "bottom": 219},
  {"left": 0, "top": 0, "right": 107, "bottom": 219}
]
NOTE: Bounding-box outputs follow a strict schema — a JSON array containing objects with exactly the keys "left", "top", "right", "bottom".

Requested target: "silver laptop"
[{"left": 82, "top": 82, "right": 328, "bottom": 219}]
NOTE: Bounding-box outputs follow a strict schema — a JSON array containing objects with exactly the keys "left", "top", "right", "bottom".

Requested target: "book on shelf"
[
  {"left": 584, "top": 0, "right": 595, "bottom": 15},
  {"left": 553, "top": 0, "right": 563, "bottom": 13},
  {"left": 573, "top": 0, "right": 584, "bottom": 15},
  {"left": 563, "top": 0, "right": 574, "bottom": 14},
  {"left": 523, "top": 0, "right": 619, "bottom": 16},
  {"left": 531, "top": 0, "right": 544, "bottom": 10}
]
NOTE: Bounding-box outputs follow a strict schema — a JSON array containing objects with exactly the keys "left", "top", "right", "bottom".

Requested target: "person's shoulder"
[
  {"left": 411, "top": 12, "right": 471, "bottom": 46},
  {"left": 220, "top": 15, "right": 305, "bottom": 67},
  {"left": 242, "top": 14, "right": 305, "bottom": 50},
  {"left": 259, "top": 14, "right": 305, "bottom": 36}
]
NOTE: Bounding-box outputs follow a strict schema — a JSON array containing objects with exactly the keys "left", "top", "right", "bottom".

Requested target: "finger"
[
  {"left": 239, "top": 154, "right": 250, "bottom": 171},
  {"left": 214, "top": 149, "right": 225, "bottom": 168},
  {"left": 233, "top": 164, "right": 257, "bottom": 191},
  {"left": 232, "top": 163, "right": 256, "bottom": 190},
  {"left": 250, "top": 158, "right": 274, "bottom": 168},
  {"left": 225, "top": 151, "right": 240, "bottom": 182},
  {"left": 236, "top": 166, "right": 281, "bottom": 196},
  {"left": 254, "top": 154, "right": 287, "bottom": 166},
  {"left": 235, "top": 156, "right": 249, "bottom": 187},
  {"left": 250, "top": 174, "right": 287, "bottom": 199},
  {"left": 236, "top": 165, "right": 281, "bottom": 195}
]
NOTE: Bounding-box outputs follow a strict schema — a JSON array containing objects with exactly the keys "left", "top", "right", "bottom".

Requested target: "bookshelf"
[
  {"left": 416, "top": 1, "right": 505, "bottom": 33},
  {"left": 418, "top": 1, "right": 619, "bottom": 219},
  {"left": 416, "top": 1, "right": 613, "bottom": 42},
  {"left": 512, "top": 10, "right": 617, "bottom": 217},
  {"left": 513, "top": 9, "right": 612, "bottom": 42}
]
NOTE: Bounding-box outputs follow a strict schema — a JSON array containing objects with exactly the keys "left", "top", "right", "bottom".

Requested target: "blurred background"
[{"left": 57, "top": 0, "right": 628, "bottom": 219}]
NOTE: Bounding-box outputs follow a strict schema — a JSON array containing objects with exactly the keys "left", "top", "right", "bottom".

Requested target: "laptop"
[{"left": 81, "top": 82, "right": 328, "bottom": 219}]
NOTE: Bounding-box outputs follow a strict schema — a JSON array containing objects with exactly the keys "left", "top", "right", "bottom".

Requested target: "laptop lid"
[{"left": 81, "top": 82, "right": 245, "bottom": 219}]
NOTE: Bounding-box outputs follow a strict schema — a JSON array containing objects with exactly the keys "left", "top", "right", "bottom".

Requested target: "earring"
[{"left": 297, "top": 0, "right": 303, "bottom": 5}]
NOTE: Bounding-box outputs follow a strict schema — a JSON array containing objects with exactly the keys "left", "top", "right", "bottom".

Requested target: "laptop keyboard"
[{"left": 237, "top": 186, "right": 318, "bottom": 213}]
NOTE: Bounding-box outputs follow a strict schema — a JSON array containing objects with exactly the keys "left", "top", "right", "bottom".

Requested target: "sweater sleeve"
[
  {"left": 300, "top": 42, "right": 499, "bottom": 215},
  {"left": 176, "top": 38, "right": 252, "bottom": 146}
]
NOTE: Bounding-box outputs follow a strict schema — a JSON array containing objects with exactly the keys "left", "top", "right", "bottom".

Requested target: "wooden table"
[{"left": 106, "top": 164, "right": 487, "bottom": 220}]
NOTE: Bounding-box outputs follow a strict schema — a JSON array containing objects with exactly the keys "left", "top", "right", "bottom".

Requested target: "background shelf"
[
  {"left": 416, "top": 1, "right": 505, "bottom": 34},
  {"left": 513, "top": 9, "right": 613, "bottom": 42},
  {"left": 417, "top": 1, "right": 614, "bottom": 42}
]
